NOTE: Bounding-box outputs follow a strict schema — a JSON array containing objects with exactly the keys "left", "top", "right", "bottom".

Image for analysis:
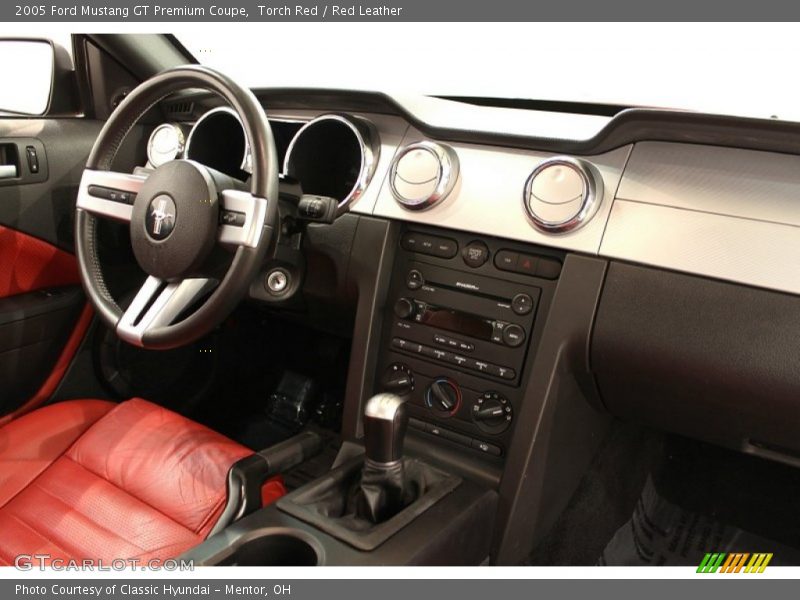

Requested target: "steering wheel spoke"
[
  {"left": 218, "top": 189, "right": 270, "bottom": 248},
  {"left": 116, "top": 276, "right": 218, "bottom": 347},
  {"left": 77, "top": 169, "right": 147, "bottom": 223}
]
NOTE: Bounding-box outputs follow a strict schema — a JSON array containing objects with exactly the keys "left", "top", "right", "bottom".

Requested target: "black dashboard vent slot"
[{"left": 165, "top": 100, "right": 194, "bottom": 119}]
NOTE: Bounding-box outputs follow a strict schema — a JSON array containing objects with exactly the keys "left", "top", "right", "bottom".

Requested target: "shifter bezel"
[{"left": 276, "top": 456, "right": 461, "bottom": 551}]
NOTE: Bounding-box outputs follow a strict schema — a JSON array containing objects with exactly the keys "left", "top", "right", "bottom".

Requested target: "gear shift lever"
[
  {"left": 357, "top": 393, "right": 409, "bottom": 523},
  {"left": 363, "top": 393, "right": 409, "bottom": 465}
]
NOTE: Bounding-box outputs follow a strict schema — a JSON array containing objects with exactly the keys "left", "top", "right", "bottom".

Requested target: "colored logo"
[{"left": 697, "top": 553, "right": 773, "bottom": 573}]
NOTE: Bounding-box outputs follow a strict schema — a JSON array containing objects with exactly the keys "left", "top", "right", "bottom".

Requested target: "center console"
[
  {"left": 181, "top": 221, "right": 575, "bottom": 567},
  {"left": 375, "top": 226, "right": 561, "bottom": 461}
]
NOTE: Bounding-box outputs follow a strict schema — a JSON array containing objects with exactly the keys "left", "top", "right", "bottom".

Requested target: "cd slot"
[
  {"left": 422, "top": 277, "right": 509, "bottom": 303},
  {"left": 400, "top": 299, "right": 527, "bottom": 348}
]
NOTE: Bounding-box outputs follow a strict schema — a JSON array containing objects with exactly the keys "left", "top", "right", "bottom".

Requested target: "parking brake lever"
[{"left": 208, "top": 431, "right": 324, "bottom": 536}]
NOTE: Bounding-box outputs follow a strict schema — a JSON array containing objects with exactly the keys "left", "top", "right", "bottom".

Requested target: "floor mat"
[
  {"left": 600, "top": 476, "right": 800, "bottom": 566},
  {"left": 526, "top": 421, "right": 663, "bottom": 566},
  {"left": 529, "top": 428, "right": 800, "bottom": 566}
]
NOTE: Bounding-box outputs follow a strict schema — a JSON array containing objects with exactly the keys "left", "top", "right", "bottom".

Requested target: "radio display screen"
[{"left": 419, "top": 306, "right": 494, "bottom": 340}]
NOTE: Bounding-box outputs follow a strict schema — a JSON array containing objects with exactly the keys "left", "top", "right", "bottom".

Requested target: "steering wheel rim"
[{"left": 75, "top": 65, "right": 279, "bottom": 350}]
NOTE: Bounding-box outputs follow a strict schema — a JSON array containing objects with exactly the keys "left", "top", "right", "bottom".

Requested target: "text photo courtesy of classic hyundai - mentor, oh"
[{"left": 0, "top": 33, "right": 798, "bottom": 569}]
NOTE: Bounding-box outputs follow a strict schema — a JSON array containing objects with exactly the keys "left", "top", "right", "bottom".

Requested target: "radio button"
[
  {"left": 431, "top": 238, "right": 458, "bottom": 258},
  {"left": 488, "top": 364, "right": 516, "bottom": 380},
  {"left": 472, "top": 360, "right": 490, "bottom": 373},
  {"left": 406, "top": 269, "right": 424, "bottom": 290},
  {"left": 511, "top": 293, "right": 534, "bottom": 315},
  {"left": 432, "top": 348, "right": 451, "bottom": 361},
  {"left": 401, "top": 232, "right": 458, "bottom": 259},
  {"left": 494, "top": 250, "right": 519, "bottom": 272},
  {"left": 393, "top": 297, "right": 416, "bottom": 319},
  {"left": 400, "top": 232, "right": 423, "bottom": 251},
  {"left": 491, "top": 321, "right": 505, "bottom": 344},
  {"left": 419, "top": 345, "right": 438, "bottom": 359},
  {"left": 450, "top": 354, "right": 469, "bottom": 367},
  {"left": 391, "top": 337, "right": 422, "bottom": 353},
  {"left": 462, "top": 241, "right": 490, "bottom": 268},
  {"left": 502, "top": 324, "right": 526, "bottom": 348}
]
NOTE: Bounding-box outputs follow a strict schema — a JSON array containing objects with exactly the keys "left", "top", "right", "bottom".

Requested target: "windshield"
[{"left": 177, "top": 23, "right": 800, "bottom": 122}]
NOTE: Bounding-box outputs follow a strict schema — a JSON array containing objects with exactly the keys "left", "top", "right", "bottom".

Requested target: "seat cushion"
[{"left": 0, "top": 398, "right": 286, "bottom": 565}]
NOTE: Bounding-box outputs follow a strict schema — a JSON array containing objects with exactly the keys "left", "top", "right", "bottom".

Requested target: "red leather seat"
[{"left": 0, "top": 398, "right": 286, "bottom": 565}]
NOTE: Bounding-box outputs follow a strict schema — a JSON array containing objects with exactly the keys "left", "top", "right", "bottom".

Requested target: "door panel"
[
  {"left": 0, "top": 118, "right": 104, "bottom": 419},
  {"left": 0, "top": 225, "right": 80, "bottom": 297},
  {"left": 0, "top": 119, "right": 102, "bottom": 251}
]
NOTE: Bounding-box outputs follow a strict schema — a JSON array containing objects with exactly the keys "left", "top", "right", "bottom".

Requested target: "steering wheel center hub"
[
  {"left": 131, "top": 160, "right": 219, "bottom": 280},
  {"left": 145, "top": 194, "right": 178, "bottom": 241}
]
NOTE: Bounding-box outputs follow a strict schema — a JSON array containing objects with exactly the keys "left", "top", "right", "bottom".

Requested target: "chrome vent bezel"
[
  {"left": 522, "top": 155, "right": 603, "bottom": 234},
  {"left": 389, "top": 140, "right": 460, "bottom": 211}
]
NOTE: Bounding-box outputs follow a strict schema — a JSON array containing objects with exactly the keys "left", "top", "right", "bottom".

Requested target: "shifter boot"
[{"left": 353, "top": 459, "right": 407, "bottom": 523}]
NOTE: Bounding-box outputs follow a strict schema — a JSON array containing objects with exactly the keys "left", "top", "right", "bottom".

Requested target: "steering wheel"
[{"left": 75, "top": 65, "right": 279, "bottom": 350}]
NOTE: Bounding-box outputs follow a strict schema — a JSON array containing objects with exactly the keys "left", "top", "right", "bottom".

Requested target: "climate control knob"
[
  {"left": 472, "top": 391, "right": 513, "bottom": 434},
  {"left": 425, "top": 378, "right": 461, "bottom": 417},
  {"left": 381, "top": 363, "right": 414, "bottom": 396}
]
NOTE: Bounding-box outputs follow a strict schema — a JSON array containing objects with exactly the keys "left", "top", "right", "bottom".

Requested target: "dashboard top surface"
[{"left": 172, "top": 91, "right": 800, "bottom": 297}]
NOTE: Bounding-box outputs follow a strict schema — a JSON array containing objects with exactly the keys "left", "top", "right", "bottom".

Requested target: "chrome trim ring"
[
  {"left": 389, "top": 141, "right": 460, "bottom": 211},
  {"left": 146, "top": 122, "right": 185, "bottom": 168},
  {"left": 522, "top": 155, "right": 603, "bottom": 234},
  {"left": 283, "top": 113, "right": 380, "bottom": 215},
  {"left": 185, "top": 106, "right": 251, "bottom": 173}
]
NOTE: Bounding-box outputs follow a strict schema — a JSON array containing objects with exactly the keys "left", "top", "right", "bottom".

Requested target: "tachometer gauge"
[{"left": 146, "top": 123, "right": 186, "bottom": 168}]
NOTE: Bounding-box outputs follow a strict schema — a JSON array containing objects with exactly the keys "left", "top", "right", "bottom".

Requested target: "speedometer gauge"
[{"left": 146, "top": 123, "right": 186, "bottom": 168}]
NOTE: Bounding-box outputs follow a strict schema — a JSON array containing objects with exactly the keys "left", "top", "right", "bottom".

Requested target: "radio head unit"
[{"left": 374, "top": 227, "right": 561, "bottom": 462}]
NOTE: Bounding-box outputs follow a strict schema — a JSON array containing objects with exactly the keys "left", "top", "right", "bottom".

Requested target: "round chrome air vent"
[
  {"left": 523, "top": 156, "right": 603, "bottom": 234},
  {"left": 390, "top": 141, "right": 459, "bottom": 211}
]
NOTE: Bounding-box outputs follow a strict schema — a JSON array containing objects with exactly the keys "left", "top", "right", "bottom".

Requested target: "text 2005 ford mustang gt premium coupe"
[{"left": 0, "top": 33, "right": 799, "bottom": 567}]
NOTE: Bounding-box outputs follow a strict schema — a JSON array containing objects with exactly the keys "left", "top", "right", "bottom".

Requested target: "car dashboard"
[
  {"left": 141, "top": 90, "right": 800, "bottom": 563},
  {"left": 166, "top": 92, "right": 800, "bottom": 297}
]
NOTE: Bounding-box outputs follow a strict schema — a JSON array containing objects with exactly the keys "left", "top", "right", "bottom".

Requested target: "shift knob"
[{"left": 363, "top": 393, "right": 408, "bottom": 464}]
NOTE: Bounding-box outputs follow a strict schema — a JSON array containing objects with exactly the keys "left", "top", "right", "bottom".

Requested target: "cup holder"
[{"left": 218, "top": 528, "right": 322, "bottom": 566}]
